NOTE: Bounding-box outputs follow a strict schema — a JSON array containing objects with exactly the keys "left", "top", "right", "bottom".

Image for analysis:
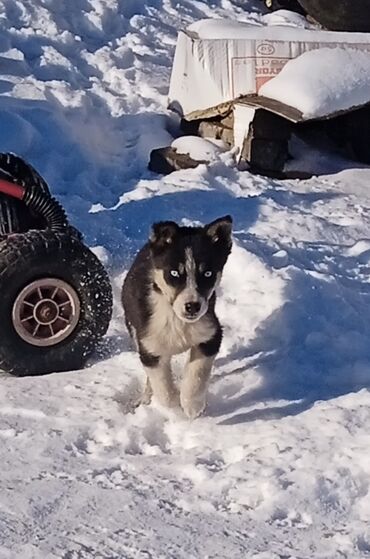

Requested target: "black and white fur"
[{"left": 122, "top": 216, "right": 232, "bottom": 418}]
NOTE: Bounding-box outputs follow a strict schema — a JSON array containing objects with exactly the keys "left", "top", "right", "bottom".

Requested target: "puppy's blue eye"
[
  {"left": 204, "top": 271, "right": 212, "bottom": 278},
  {"left": 170, "top": 270, "right": 180, "bottom": 278}
]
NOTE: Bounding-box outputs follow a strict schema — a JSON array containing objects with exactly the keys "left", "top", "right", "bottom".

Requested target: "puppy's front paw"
[
  {"left": 154, "top": 387, "right": 180, "bottom": 409},
  {"left": 181, "top": 393, "right": 206, "bottom": 419},
  {"left": 137, "top": 390, "right": 152, "bottom": 407}
]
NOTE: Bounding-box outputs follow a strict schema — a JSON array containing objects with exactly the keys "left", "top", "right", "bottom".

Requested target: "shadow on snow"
[{"left": 212, "top": 232, "right": 370, "bottom": 425}]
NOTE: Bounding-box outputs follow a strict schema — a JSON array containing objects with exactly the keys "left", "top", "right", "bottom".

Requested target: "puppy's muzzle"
[{"left": 184, "top": 301, "right": 201, "bottom": 319}]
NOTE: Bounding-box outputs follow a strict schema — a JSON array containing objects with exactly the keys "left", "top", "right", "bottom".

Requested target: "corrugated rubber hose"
[{"left": 0, "top": 178, "right": 68, "bottom": 231}]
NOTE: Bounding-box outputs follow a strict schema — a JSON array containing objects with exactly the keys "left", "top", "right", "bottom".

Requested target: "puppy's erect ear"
[
  {"left": 150, "top": 221, "right": 179, "bottom": 251},
  {"left": 205, "top": 215, "right": 233, "bottom": 248}
]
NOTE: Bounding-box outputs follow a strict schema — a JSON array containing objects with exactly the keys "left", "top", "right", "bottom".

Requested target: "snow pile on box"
[
  {"left": 169, "top": 17, "right": 370, "bottom": 118},
  {"left": 260, "top": 47, "right": 370, "bottom": 118},
  {"left": 187, "top": 10, "right": 313, "bottom": 38}
]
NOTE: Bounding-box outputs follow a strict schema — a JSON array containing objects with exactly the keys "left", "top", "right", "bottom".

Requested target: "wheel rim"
[{"left": 12, "top": 278, "right": 81, "bottom": 347}]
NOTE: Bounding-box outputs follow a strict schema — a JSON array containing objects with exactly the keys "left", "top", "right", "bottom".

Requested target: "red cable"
[{"left": 0, "top": 178, "right": 25, "bottom": 200}]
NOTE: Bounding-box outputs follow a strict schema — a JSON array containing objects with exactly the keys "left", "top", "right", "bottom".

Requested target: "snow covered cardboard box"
[{"left": 168, "top": 18, "right": 370, "bottom": 120}]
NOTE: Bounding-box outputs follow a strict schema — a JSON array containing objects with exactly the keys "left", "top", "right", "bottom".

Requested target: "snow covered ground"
[{"left": 1, "top": 1, "right": 370, "bottom": 557}]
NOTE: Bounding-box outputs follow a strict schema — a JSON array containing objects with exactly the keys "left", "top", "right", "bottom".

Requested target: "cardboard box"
[{"left": 169, "top": 21, "right": 370, "bottom": 119}]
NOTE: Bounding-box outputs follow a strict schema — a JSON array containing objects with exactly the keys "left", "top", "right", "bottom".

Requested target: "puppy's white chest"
[{"left": 143, "top": 296, "right": 214, "bottom": 356}]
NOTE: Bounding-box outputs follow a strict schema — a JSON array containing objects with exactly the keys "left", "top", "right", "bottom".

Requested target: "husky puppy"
[{"left": 122, "top": 216, "right": 232, "bottom": 418}]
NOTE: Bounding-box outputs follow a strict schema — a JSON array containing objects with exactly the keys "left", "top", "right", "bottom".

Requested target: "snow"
[
  {"left": 260, "top": 47, "right": 370, "bottom": 118},
  {"left": 263, "top": 8, "right": 314, "bottom": 28},
  {"left": 172, "top": 136, "right": 227, "bottom": 162},
  {"left": 1, "top": 1, "right": 370, "bottom": 558},
  {"left": 187, "top": 13, "right": 370, "bottom": 40},
  {"left": 187, "top": 10, "right": 318, "bottom": 37}
]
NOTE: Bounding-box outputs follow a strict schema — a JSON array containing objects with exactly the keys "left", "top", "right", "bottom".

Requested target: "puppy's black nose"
[{"left": 185, "top": 301, "right": 201, "bottom": 315}]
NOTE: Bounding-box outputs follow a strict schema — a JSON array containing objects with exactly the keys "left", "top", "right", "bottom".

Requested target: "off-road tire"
[
  {"left": 297, "top": 0, "right": 370, "bottom": 32},
  {"left": 0, "top": 230, "right": 113, "bottom": 376}
]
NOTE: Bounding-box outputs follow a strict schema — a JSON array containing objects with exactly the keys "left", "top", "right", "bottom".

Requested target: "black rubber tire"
[
  {"left": 0, "top": 230, "right": 113, "bottom": 376},
  {"left": 342, "top": 107, "right": 370, "bottom": 164},
  {"left": 297, "top": 0, "right": 370, "bottom": 32}
]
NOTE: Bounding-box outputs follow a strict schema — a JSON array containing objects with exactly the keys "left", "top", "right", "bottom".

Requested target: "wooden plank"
[
  {"left": 183, "top": 94, "right": 370, "bottom": 124},
  {"left": 236, "top": 95, "right": 304, "bottom": 123},
  {"left": 237, "top": 94, "right": 370, "bottom": 122}
]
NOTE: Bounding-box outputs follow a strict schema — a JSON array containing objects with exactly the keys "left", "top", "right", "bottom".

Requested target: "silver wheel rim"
[{"left": 12, "top": 278, "right": 81, "bottom": 347}]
